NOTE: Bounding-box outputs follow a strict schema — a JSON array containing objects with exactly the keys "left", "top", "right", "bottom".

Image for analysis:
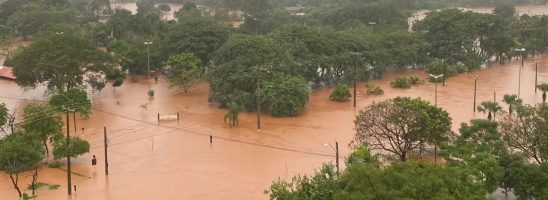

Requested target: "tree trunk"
[
  {"left": 543, "top": 92, "right": 546, "bottom": 103},
  {"left": 9, "top": 173, "right": 21, "bottom": 197},
  {"left": 31, "top": 169, "right": 38, "bottom": 196},
  {"left": 400, "top": 152, "right": 407, "bottom": 161},
  {"left": 73, "top": 112, "right": 77, "bottom": 132},
  {"left": 488, "top": 112, "right": 492, "bottom": 120},
  {"left": 43, "top": 140, "right": 49, "bottom": 155}
]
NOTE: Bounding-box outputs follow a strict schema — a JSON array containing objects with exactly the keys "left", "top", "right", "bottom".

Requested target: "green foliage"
[
  {"left": 265, "top": 164, "right": 339, "bottom": 200},
  {"left": 477, "top": 101, "right": 502, "bottom": 121},
  {"left": 163, "top": 52, "right": 203, "bottom": 93},
  {"left": 165, "top": 17, "right": 231, "bottom": 64},
  {"left": 329, "top": 84, "right": 351, "bottom": 102},
  {"left": 409, "top": 76, "right": 421, "bottom": 84},
  {"left": 209, "top": 34, "right": 295, "bottom": 110},
  {"left": 354, "top": 97, "right": 452, "bottom": 161},
  {"left": 224, "top": 102, "right": 243, "bottom": 127},
  {"left": 502, "top": 94, "right": 522, "bottom": 114},
  {"left": 390, "top": 76, "right": 411, "bottom": 88},
  {"left": 47, "top": 161, "right": 60, "bottom": 168},
  {"left": 49, "top": 88, "right": 92, "bottom": 118},
  {"left": 0, "top": 133, "right": 44, "bottom": 197},
  {"left": 365, "top": 84, "right": 384, "bottom": 95},
  {"left": 334, "top": 162, "right": 487, "bottom": 200},
  {"left": 27, "top": 182, "right": 46, "bottom": 190},
  {"left": 0, "top": 103, "right": 7, "bottom": 129},
  {"left": 10, "top": 32, "right": 113, "bottom": 91},
  {"left": 537, "top": 83, "right": 548, "bottom": 102},
  {"left": 499, "top": 103, "right": 548, "bottom": 164},
  {"left": 52, "top": 136, "right": 90, "bottom": 160},
  {"left": 440, "top": 120, "right": 506, "bottom": 193},
  {"left": 48, "top": 184, "right": 60, "bottom": 190},
  {"left": 6, "top": 4, "right": 79, "bottom": 38},
  {"left": 262, "top": 76, "right": 309, "bottom": 117},
  {"left": 21, "top": 104, "right": 63, "bottom": 155}
]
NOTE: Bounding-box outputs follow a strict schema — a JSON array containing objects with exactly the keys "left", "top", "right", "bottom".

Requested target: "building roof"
[{"left": 0, "top": 66, "right": 16, "bottom": 80}]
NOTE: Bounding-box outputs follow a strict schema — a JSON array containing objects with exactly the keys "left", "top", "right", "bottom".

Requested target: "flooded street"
[{"left": 0, "top": 51, "right": 547, "bottom": 199}]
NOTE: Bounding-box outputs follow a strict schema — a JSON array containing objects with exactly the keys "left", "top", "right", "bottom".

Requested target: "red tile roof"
[{"left": 0, "top": 66, "right": 15, "bottom": 80}]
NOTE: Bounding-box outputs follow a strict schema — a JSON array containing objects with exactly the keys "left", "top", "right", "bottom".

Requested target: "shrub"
[
  {"left": 330, "top": 84, "right": 352, "bottom": 102},
  {"left": 391, "top": 77, "right": 411, "bottom": 88},
  {"left": 409, "top": 76, "right": 421, "bottom": 84},
  {"left": 366, "top": 84, "right": 384, "bottom": 95},
  {"left": 48, "top": 161, "right": 60, "bottom": 168}
]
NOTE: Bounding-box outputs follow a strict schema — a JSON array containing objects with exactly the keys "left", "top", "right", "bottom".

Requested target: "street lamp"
[
  {"left": 534, "top": 60, "right": 540, "bottom": 93},
  {"left": 324, "top": 142, "right": 339, "bottom": 176},
  {"left": 144, "top": 41, "right": 153, "bottom": 97},
  {"left": 429, "top": 73, "right": 443, "bottom": 164},
  {"left": 473, "top": 75, "right": 478, "bottom": 113},
  {"left": 515, "top": 48, "right": 526, "bottom": 98}
]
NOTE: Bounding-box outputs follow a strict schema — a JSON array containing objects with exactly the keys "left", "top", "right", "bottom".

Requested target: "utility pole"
[
  {"left": 474, "top": 75, "right": 478, "bottom": 113},
  {"left": 515, "top": 48, "right": 526, "bottom": 98},
  {"left": 256, "top": 67, "right": 261, "bottom": 131},
  {"left": 353, "top": 61, "right": 357, "bottom": 108},
  {"left": 66, "top": 110, "right": 71, "bottom": 195},
  {"left": 104, "top": 126, "right": 108, "bottom": 175},
  {"left": 535, "top": 60, "right": 540, "bottom": 93},
  {"left": 335, "top": 142, "right": 339, "bottom": 176}
]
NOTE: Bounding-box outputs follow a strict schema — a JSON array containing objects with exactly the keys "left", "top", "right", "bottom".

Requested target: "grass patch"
[
  {"left": 47, "top": 161, "right": 60, "bottom": 168},
  {"left": 48, "top": 184, "right": 60, "bottom": 190}
]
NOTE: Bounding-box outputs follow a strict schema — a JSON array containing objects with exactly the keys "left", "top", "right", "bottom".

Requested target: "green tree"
[
  {"left": 390, "top": 76, "right": 411, "bottom": 88},
  {"left": 329, "top": 84, "right": 351, "bottom": 102},
  {"left": 502, "top": 94, "right": 522, "bottom": 114},
  {"left": 353, "top": 97, "right": 452, "bottom": 161},
  {"left": 499, "top": 103, "right": 548, "bottom": 164},
  {"left": 165, "top": 17, "right": 231, "bottom": 64},
  {"left": 49, "top": 88, "right": 92, "bottom": 118},
  {"left": 163, "top": 52, "right": 203, "bottom": 93},
  {"left": 90, "top": 0, "right": 112, "bottom": 22},
  {"left": 537, "top": 83, "right": 548, "bottom": 103},
  {"left": 108, "top": 9, "right": 132, "bottom": 39},
  {"left": 440, "top": 119, "right": 506, "bottom": 193},
  {"left": 334, "top": 162, "right": 487, "bottom": 200},
  {"left": 0, "top": 133, "right": 44, "bottom": 197},
  {"left": 10, "top": 32, "right": 113, "bottom": 91},
  {"left": 6, "top": 4, "right": 79, "bottom": 39},
  {"left": 477, "top": 101, "right": 503, "bottom": 121},
  {"left": 224, "top": 101, "right": 243, "bottom": 127},
  {"left": 262, "top": 76, "right": 309, "bottom": 117},
  {"left": 157, "top": 4, "right": 171, "bottom": 20},
  {"left": 52, "top": 136, "right": 90, "bottom": 160},
  {"left": 21, "top": 104, "right": 63, "bottom": 155},
  {"left": 209, "top": 35, "right": 294, "bottom": 110},
  {"left": 265, "top": 164, "right": 339, "bottom": 200},
  {"left": 136, "top": 0, "right": 157, "bottom": 14},
  {"left": 0, "top": 103, "right": 7, "bottom": 132}
]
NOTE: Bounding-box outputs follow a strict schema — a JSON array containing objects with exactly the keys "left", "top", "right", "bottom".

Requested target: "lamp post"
[
  {"left": 144, "top": 41, "right": 153, "bottom": 97},
  {"left": 324, "top": 142, "right": 339, "bottom": 176},
  {"left": 429, "top": 73, "right": 443, "bottom": 164},
  {"left": 534, "top": 60, "right": 540, "bottom": 93},
  {"left": 474, "top": 75, "right": 478, "bottom": 113},
  {"left": 515, "top": 48, "right": 526, "bottom": 98}
]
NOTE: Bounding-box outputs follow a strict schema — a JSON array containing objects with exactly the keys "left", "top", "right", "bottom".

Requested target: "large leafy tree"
[
  {"left": 165, "top": 17, "right": 231, "bottom": 64},
  {"left": 10, "top": 32, "right": 113, "bottom": 91},
  {"left": 49, "top": 88, "right": 92, "bottom": 118},
  {"left": 162, "top": 52, "right": 203, "bottom": 93},
  {"left": 499, "top": 103, "right": 548, "bottom": 164},
  {"left": 353, "top": 97, "right": 452, "bottom": 161},
  {"left": 6, "top": 4, "right": 79, "bottom": 38},
  {"left": 21, "top": 104, "right": 63, "bottom": 155},
  {"left": 261, "top": 76, "right": 309, "bottom": 117},
  {"left": 440, "top": 119, "right": 505, "bottom": 193},
  {"left": 266, "top": 164, "right": 339, "bottom": 200},
  {"left": 0, "top": 133, "right": 44, "bottom": 198},
  {"left": 209, "top": 34, "right": 295, "bottom": 110}
]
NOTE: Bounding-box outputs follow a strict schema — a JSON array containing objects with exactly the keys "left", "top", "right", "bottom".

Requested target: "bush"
[
  {"left": 366, "top": 84, "right": 384, "bottom": 95},
  {"left": 409, "top": 76, "right": 421, "bottom": 84},
  {"left": 330, "top": 84, "right": 352, "bottom": 102},
  {"left": 391, "top": 77, "right": 411, "bottom": 88},
  {"left": 48, "top": 161, "right": 60, "bottom": 168}
]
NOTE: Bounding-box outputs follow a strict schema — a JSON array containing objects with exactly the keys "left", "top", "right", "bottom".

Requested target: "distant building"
[
  {"left": 285, "top": 5, "right": 305, "bottom": 16},
  {"left": 0, "top": 66, "right": 15, "bottom": 80}
]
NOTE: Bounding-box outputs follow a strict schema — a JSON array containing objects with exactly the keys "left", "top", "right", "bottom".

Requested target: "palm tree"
[
  {"left": 537, "top": 83, "right": 548, "bottom": 103},
  {"left": 477, "top": 101, "right": 502, "bottom": 121},
  {"left": 502, "top": 94, "right": 522, "bottom": 114},
  {"left": 224, "top": 102, "right": 242, "bottom": 127}
]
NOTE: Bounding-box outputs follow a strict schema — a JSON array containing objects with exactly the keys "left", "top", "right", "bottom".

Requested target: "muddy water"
[
  {"left": 409, "top": 5, "right": 548, "bottom": 31},
  {"left": 0, "top": 54, "right": 547, "bottom": 200}
]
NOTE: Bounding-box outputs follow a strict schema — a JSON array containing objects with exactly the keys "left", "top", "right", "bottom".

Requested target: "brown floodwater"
[{"left": 0, "top": 52, "right": 547, "bottom": 199}]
